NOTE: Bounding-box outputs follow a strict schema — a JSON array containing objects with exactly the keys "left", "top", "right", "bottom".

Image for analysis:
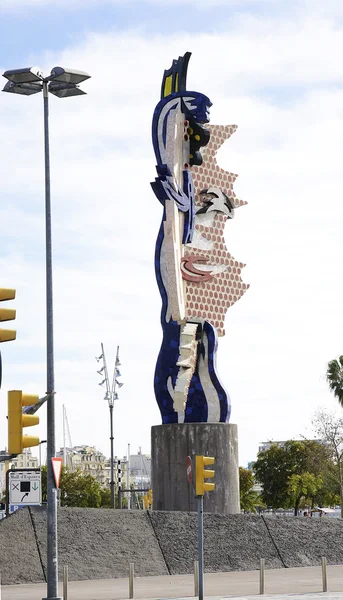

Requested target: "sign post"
[
  {"left": 6, "top": 468, "right": 41, "bottom": 516},
  {"left": 194, "top": 456, "right": 216, "bottom": 600},
  {"left": 197, "top": 495, "right": 204, "bottom": 600}
]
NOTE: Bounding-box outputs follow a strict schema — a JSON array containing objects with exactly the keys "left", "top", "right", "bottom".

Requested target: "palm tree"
[{"left": 326, "top": 356, "right": 343, "bottom": 407}]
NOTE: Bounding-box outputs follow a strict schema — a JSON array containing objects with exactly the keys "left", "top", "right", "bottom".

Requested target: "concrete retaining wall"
[
  {"left": 149, "top": 512, "right": 283, "bottom": 574},
  {"left": 0, "top": 506, "right": 44, "bottom": 584},
  {"left": 0, "top": 507, "right": 168, "bottom": 585},
  {"left": 1, "top": 508, "right": 343, "bottom": 585},
  {"left": 262, "top": 516, "right": 343, "bottom": 568}
]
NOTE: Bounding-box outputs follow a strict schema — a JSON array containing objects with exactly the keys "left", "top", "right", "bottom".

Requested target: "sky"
[{"left": 0, "top": 0, "right": 343, "bottom": 469}]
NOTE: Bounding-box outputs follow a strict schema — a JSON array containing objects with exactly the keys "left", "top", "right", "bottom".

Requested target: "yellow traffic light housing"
[
  {"left": 8, "top": 390, "right": 40, "bottom": 455},
  {"left": 148, "top": 489, "right": 153, "bottom": 507},
  {"left": 195, "top": 455, "right": 215, "bottom": 496},
  {"left": 0, "top": 288, "right": 16, "bottom": 342}
]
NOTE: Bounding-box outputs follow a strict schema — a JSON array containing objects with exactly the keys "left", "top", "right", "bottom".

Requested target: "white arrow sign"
[
  {"left": 9, "top": 470, "right": 41, "bottom": 505},
  {"left": 52, "top": 457, "right": 63, "bottom": 488}
]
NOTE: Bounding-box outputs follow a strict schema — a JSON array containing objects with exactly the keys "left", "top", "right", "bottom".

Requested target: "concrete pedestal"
[{"left": 151, "top": 423, "right": 240, "bottom": 514}]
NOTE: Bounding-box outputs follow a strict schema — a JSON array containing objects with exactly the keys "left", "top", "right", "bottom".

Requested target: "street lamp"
[
  {"left": 39, "top": 439, "right": 48, "bottom": 468},
  {"left": 2, "top": 65, "right": 90, "bottom": 600},
  {"left": 96, "top": 344, "right": 123, "bottom": 509}
]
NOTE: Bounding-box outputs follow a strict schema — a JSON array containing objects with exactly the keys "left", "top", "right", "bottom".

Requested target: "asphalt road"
[{"left": 2, "top": 565, "right": 343, "bottom": 600}]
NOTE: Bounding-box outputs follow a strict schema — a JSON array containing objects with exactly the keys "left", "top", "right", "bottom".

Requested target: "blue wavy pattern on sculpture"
[{"left": 151, "top": 52, "right": 246, "bottom": 424}]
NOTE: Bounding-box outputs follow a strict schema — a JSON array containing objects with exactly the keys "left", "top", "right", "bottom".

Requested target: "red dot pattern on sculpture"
[{"left": 184, "top": 125, "right": 249, "bottom": 336}]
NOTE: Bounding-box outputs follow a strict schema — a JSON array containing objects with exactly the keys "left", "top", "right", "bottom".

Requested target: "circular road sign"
[{"left": 186, "top": 456, "right": 192, "bottom": 483}]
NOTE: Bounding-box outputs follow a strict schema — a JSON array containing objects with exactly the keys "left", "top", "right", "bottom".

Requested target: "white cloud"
[
  {"left": 1, "top": 7, "right": 343, "bottom": 468},
  {"left": 0, "top": 0, "right": 280, "bottom": 12}
]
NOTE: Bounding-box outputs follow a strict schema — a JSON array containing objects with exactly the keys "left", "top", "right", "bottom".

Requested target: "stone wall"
[{"left": 1, "top": 507, "right": 342, "bottom": 585}]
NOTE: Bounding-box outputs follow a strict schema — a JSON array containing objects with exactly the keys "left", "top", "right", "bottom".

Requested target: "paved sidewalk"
[{"left": 2, "top": 565, "right": 343, "bottom": 600}]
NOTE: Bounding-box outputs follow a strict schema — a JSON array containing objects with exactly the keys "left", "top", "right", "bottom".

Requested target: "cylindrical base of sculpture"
[{"left": 151, "top": 423, "right": 240, "bottom": 514}]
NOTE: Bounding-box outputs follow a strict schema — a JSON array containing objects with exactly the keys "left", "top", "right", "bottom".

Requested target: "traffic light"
[
  {"left": 0, "top": 289, "right": 16, "bottom": 343},
  {"left": 195, "top": 455, "right": 215, "bottom": 496},
  {"left": 8, "top": 390, "right": 40, "bottom": 455},
  {"left": 0, "top": 288, "right": 16, "bottom": 390},
  {"left": 143, "top": 490, "right": 153, "bottom": 509}
]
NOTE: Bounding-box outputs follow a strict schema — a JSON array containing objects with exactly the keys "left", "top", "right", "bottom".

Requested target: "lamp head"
[
  {"left": 3, "top": 67, "right": 43, "bottom": 84},
  {"left": 48, "top": 67, "right": 91, "bottom": 85},
  {"left": 48, "top": 82, "right": 86, "bottom": 98},
  {"left": 2, "top": 81, "right": 43, "bottom": 96}
]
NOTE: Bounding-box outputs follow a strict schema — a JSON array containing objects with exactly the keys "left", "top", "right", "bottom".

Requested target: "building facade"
[{"left": 56, "top": 445, "right": 150, "bottom": 491}]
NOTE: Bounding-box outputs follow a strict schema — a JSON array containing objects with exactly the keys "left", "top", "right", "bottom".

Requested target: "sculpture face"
[{"left": 151, "top": 53, "right": 248, "bottom": 424}]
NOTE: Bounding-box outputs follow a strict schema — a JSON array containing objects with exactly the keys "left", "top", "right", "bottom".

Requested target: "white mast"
[
  {"left": 63, "top": 405, "right": 66, "bottom": 466},
  {"left": 62, "top": 405, "right": 73, "bottom": 469},
  {"left": 127, "top": 442, "right": 131, "bottom": 509}
]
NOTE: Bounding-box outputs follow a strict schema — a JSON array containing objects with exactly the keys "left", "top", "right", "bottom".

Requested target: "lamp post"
[
  {"left": 2, "top": 65, "right": 90, "bottom": 600},
  {"left": 96, "top": 344, "right": 123, "bottom": 508},
  {"left": 39, "top": 439, "right": 48, "bottom": 468}
]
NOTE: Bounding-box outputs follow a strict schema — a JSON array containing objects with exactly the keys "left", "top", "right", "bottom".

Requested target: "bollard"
[
  {"left": 321, "top": 557, "right": 327, "bottom": 592},
  {"left": 129, "top": 562, "right": 134, "bottom": 599},
  {"left": 194, "top": 560, "right": 199, "bottom": 597},
  {"left": 259, "top": 558, "right": 265, "bottom": 595},
  {"left": 63, "top": 565, "right": 68, "bottom": 600}
]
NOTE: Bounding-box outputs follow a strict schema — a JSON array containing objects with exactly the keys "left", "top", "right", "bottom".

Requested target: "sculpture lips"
[{"left": 180, "top": 255, "right": 215, "bottom": 282}]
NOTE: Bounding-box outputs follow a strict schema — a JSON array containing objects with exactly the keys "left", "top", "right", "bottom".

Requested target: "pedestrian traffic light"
[
  {"left": 0, "top": 288, "right": 16, "bottom": 343},
  {"left": 195, "top": 455, "right": 215, "bottom": 496},
  {"left": 8, "top": 390, "right": 40, "bottom": 455}
]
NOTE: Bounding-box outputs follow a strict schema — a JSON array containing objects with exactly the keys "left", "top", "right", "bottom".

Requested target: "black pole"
[
  {"left": 118, "top": 459, "right": 122, "bottom": 508},
  {"left": 43, "top": 81, "right": 61, "bottom": 600},
  {"left": 110, "top": 404, "right": 114, "bottom": 509}
]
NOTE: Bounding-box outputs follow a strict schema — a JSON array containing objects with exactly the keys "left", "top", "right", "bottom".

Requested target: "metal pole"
[
  {"left": 43, "top": 81, "right": 61, "bottom": 600},
  {"left": 127, "top": 443, "right": 131, "bottom": 510},
  {"left": 140, "top": 448, "right": 143, "bottom": 490},
  {"left": 110, "top": 404, "right": 114, "bottom": 509},
  {"left": 321, "top": 556, "right": 327, "bottom": 592},
  {"left": 197, "top": 496, "right": 204, "bottom": 600},
  {"left": 63, "top": 566, "right": 68, "bottom": 600},
  {"left": 259, "top": 558, "right": 265, "bottom": 594},
  {"left": 118, "top": 459, "right": 122, "bottom": 509},
  {"left": 194, "top": 560, "right": 199, "bottom": 597},
  {"left": 63, "top": 405, "right": 67, "bottom": 466},
  {"left": 129, "top": 562, "right": 134, "bottom": 599}
]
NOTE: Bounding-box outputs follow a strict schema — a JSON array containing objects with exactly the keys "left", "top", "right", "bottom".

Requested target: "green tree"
[
  {"left": 287, "top": 472, "right": 323, "bottom": 515},
  {"left": 41, "top": 466, "right": 103, "bottom": 508},
  {"left": 100, "top": 487, "right": 111, "bottom": 508},
  {"left": 99, "top": 487, "right": 128, "bottom": 509},
  {"left": 239, "top": 467, "right": 261, "bottom": 513},
  {"left": 326, "top": 356, "right": 343, "bottom": 407},
  {"left": 312, "top": 409, "right": 343, "bottom": 517},
  {"left": 253, "top": 440, "right": 330, "bottom": 512}
]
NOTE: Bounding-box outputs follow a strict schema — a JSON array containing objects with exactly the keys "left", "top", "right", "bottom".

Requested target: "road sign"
[
  {"left": 52, "top": 457, "right": 63, "bottom": 488},
  {"left": 9, "top": 503, "right": 27, "bottom": 514},
  {"left": 186, "top": 456, "right": 192, "bottom": 483},
  {"left": 8, "top": 469, "right": 41, "bottom": 505}
]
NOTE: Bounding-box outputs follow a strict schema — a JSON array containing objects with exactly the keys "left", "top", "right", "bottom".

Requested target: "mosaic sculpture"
[{"left": 152, "top": 52, "right": 248, "bottom": 424}]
